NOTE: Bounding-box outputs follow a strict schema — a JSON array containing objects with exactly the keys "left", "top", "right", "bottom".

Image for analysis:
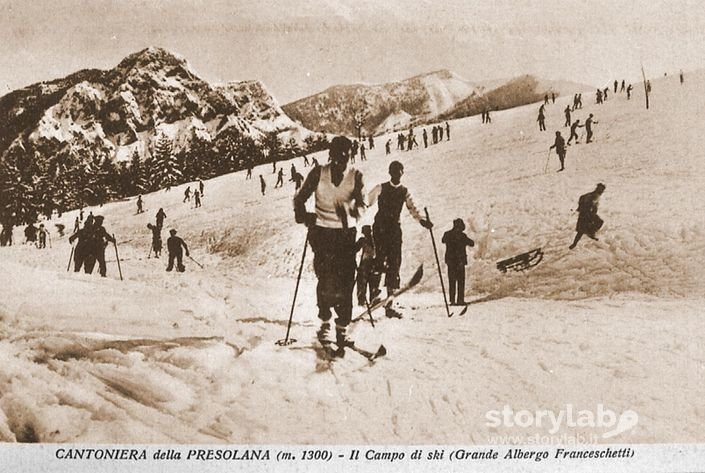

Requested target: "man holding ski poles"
[
  {"left": 293, "top": 136, "right": 366, "bottom": 350},
  {"left": 366, "top": 160, "right": 433, "bottom": 318}
]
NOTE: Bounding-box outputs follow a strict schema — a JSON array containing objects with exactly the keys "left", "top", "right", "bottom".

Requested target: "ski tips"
[
  {"left": 275, "top": 338, "right": 297, "bottom": 346},
  {"left": 376, "top": 345, "right": 387, "bottom": 358},
  {"left": 459, "top": 305, "right": 468, "bottom": 316}
]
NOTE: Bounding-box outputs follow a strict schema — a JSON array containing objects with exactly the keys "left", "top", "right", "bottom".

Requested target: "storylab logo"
[{"left": 486, "top": 404, "right": 639, "bottom": 440}]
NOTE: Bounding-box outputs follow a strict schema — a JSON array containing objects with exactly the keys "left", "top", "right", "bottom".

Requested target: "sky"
[{"left": 0, "top": 0, "right": 704, "bottom": 103}]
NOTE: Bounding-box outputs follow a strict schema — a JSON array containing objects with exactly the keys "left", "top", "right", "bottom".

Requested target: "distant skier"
[
  {"left": 360, "top": 143, "right": 366, "bottom": 161},
  {"left": 0, "top": 224, "right": 12, "bottom": 246},
  {"left": 385, "top": 139, "right": 391, "bottom": 155},
  {"left": 544, "top": 94, "right": 549, "bottom": 105},
  {"left": 355, "top": 225, "right": 376, "bottom": 306},
  {"left": 603, "top": 87, "right": 609, "bottom": 101},
  {"left": 614, "top": 80, "right": 618, "bottom": 93},
  {"left": 485, "top": 109, "right": 492, "bottom": 123},
  {"left": 569, "top": 183, "right": 606, "bottom": 249},
  {"left": 585, "top": 113, "right": 598, "bottom": 143},
  {"left": 564, "top": 105, "right": 572, "bottom": 127},
  {"left": 367, "top": 160, "right": 433, "bottom": 318},
  {"left": 397, "top": 133, "right": 405, "bottom": 150},
  {"left": 432, "top": 126, "right": 438, "bottom": 144},
  {"left": 136, "top": 195, "right": 144, "bottom": 214},
  {"left": 441, "top": 218, "right": 475, "bottom": 306},
  {"left": 73, "top": 217, "right": 80, "bottom": 233},
  {"left": 194, "top": 189, "right": 202, "bottom": 208},
  {"left": 166, "top": 229, "right": 189, "bottom": 272},
  {"left": 549, "top": 131, "right": 567, "bottom": 171},
  {"left": 37, "top": 224, "right": 48, "bottom": 249},
  {"left": 246, "top": 165, "right": 253, "bottom": 179},
  {"left": 368, "top": 135, "right": 374, "bottom": 150},
  {"left": 438, "top": 125, "right": 444, "bottom": 141},
  {"left": 596, "top": 89, "right": 603, "bottom": 104},
  {"left": 24, "top": 223, "right": 37, "bottom": 244},
  {"left": 293, "top": 136, "right": 366, "bottom": 350},
  {"left": 91, "top": 216, "right": 115, "bottom": 277},
  {"left": 566, "top": 119, "right": 583, "bottom": 145},
  {"left": 626, "top": 84, "right": 633, "bottom": 100},
  {"left": 183, "top": 186, "right": 191, "bottom": 203},
  {"left": 55, "top": 223, "right": 65, "bottom": 238},
  {"left": 260, "top": 175, "right": 266, "bottom": 195},
  {"left": 275, "top": 168, "right": 284, "bottom": 188},
  {"left": 422, "top": 128, "right": 428, "bottom": 148},
  {"left": 351, "top": 140, "right": 359, "bottom": 163},
  {"left": 69, "top": 215, "right": 94, "bottom": 273},
  {"left": 147, "top": 223, "right": 162, "bottom": 258},
  {"left": 680, "top": 70, "right": 684, "bottom": 85},
  {"left": 272, "top": 160, "right": 277, "bottom": 174},
  {"left": 551, "top": 92, "right": 555, "bottom": 104},
  {"left": 620, "top": 80, "right": 626, "bottom": 92},
  {"left": 156, "top": 208, "right": 167, "bottom": 230},
  {"left": 303, "top": 154, "right": 310, "bottom": 167},
  {"left": 537, "top": 105, "right": 547, "bottom": 131},
  {"left": 291, "top": 171, "right": 304, "bottom": 190},
  {"left": 80, "top": 208, "right": 84, "bottom": 221},
  {"left": 445, "top": 121, "right": 450, "bottom": 140},
  {"left": 199, "top": 179, "right": 204, "bottom": 197},
  {"left": 576, "top": 93, "right": 583, "bottom": 109}
]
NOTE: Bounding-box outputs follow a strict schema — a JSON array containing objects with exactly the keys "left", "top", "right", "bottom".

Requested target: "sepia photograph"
[{"left": 0, "top": 0, "right": 704, "bottom": 471}]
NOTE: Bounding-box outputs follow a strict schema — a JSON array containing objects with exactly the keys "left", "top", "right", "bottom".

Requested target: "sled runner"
[{"left": 496, "top": 248, "right": 544, "bottom": 273}]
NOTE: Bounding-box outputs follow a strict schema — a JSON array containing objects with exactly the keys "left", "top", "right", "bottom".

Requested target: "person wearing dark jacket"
[
  {"left": 442, "top": 219, "right": 475, "bottom": 305},
  {"left": 355, "top": 225, "right": 376, "bottom": 306},
  {"left": 91, "top": 215, "right": 115, "bottom": 277},
  {"left": 147, "top": 223, "right": 162, "bottom": 257},
  {"left": 166, "top": 229, "right": 189, "bottom": 272},
  {"left": 69, "top": 215, "right": 95, "bottom": 273},
  {"left": 569, "top": 183, "right": 606, "bottom": 249},
  {"left": 156, "top": 208, "right": 167, "bottom": 230},
  {"left": 549, "top": 131, "right": 567, "bottom": 171}
]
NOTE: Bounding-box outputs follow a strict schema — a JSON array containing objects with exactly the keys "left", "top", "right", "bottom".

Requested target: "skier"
[
  {"left": 260, "top": 175, "right": 266, "bottom": 195},
  {"left": 291, "top": 171, "right": 304, "bottom": 190},
  {"left": 272, "top": 160, "right": 277, "bottom": 174},
  {"left": 445, "top": 121, "right": 450, "bottom": 140},
  {"left": 441, "top": 218, "right": 475, "bottom": 305},
  {"left": 136, "top": 195, "right": 144, "bottom": 214},
  {"left": 293, "top": 136, "right": 366, "bottom": 350},
  {"left": 614, "top": 80, "right": 618, "bottom": 93},
  {"left": 194, "top": 189, "right": 202, "bottom": 208},
  {"left": 355, "top": 225, "right": 376, "bottom": 306},
  {"left": 603, "top": 87, "right": 609, "bottom": 101},
  {"left": 438, "top": 125, "right": 444, "bottom": 142},
  {"left": 351, "top": 140, "right": 359, "bottom": 163},
  {"left": 303, "top": 154, "right": 310, "bottom": 167},
  {"left": 156, "top": 208, "right": 167, "bottom": 230},
  {"left": 37, "top": 224, "right": 48, "bottom": 249},
  {"left": 537, "top": 105, "right": 547, "bottom": 131},
  {"left": 566, "top": 119, "right": 583, "bottom": 145},
  {"left": 91, "top": 216, "right": 115, "bottom": 277},
  {"left": 368, "top": 135, "right": 374, "bottom": 150},
  {"left": 680, "top": 70, "right": 684, "bottom": 85},
  {"left": 275, "top": 168, "right": 284, "bottom": 188},
  {"left": 422, "top": 128, "right": 428, "bottom": 148},
  {"left": 585, "top": 113, "right": 598, "bottom": 143},
  {"left": 73, "top": 217, "right": 80, "bottom": 233},
  {"left": 360, "top": 143, "right": 366, "bottom": 161},
  {"left": 485, "top": 109, "right": 492, "bottom": 123},
  {"left": 24, "top": 223, "right": 37, "bottom": 244},
  {"left": 367, "top": 160, "right": 433, "bottom": 318},
  {"left": 246, "top": 165, "right": 253, "bottom": 179},
  {"left": 564, "top": 105, "right": 572, "bottom": 127},
  {"left": 397, "top": 133, "right": 405, "bottom": 150},
  {"left": 147, "top": 223, "right": 162, "bottom": 258},
  {"left": 569, "top": 183, "right": 606, "bottom": 249},
  {"left": 290, "top": 163, "right": 297, "bottom": 181},
  {"left": 576, "top": 93, "right": 583, "bottom": 109},
  {"left": 620, "top": 80, "right": 626, "bottom": 92},
  {"left": 80, "top": 208, "right": 84, "bottom": 221},
  {"left": 199, "top": 179, "right": 204, "bottom": 197},
  {"left": 183, "top": 186, "right": 191, "bottom": 203},
  {"left": 69, "top": 215, "right": 95, "bottom": 273},
  {"left": 0, "top": 224, "right": 12, "bottom": 246},
  {"left": 549, "top": 131, "right": 567, "bottom": 171},
  {"left": 596, "top": 89, "right": 603, "bottom": 104},
  {"left": 544, "top": 94, "right": 549, "bottom": 105},
  {"left": 55, "top": 223, "right": 65, "bottom": 238},
  {"left": 385, "top": 139, "right": 391, "bottom": 155},
  {"left": 166, "top": 229, "right": 189, "bottom": 272},
  {"left": 432, "top": 126, "right": 438, "bottom": 144},
  {"left": 626, "top": 84, "right": 633, "bottom": 100}
]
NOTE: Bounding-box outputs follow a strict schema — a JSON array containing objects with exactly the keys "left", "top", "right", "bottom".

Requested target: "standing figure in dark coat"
[
  {"left": 569, "top": 183, "right": 606, "bottom": 249},
  {"left": 147, "top": 223, "right": 162, "bottom": 257},
  {"left": 166, "top": 229, "right": 189, "bottom": 272},
  {"left": 442, "top": 219, "right": 475, "bottom": 305},
  {"left": 91, "top": 215, "right": 116, "bottom": 277},
  {"left": 69, "top": 215, "right": 95, "bottom": 273},
  {"left": 156, "top": 208, "right": 167, "bottom": 230}
]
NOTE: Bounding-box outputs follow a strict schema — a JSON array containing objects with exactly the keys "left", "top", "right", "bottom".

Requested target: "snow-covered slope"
[{"left": 0, "top": 71, "right": 704, "bottom": 443}]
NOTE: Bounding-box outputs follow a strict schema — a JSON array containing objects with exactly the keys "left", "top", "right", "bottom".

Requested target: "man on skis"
[
  {"left": 549, "top": 131, "right": 567, "bottom": 171},
  {"left": 367, "top": 160, "right": 433, "bottom": 318},
  {"left": 293, "top": 136, "right": 366, "bottom": 352},
  {"left": 441, "top": 218, "right": 475, "bottom": 305}
]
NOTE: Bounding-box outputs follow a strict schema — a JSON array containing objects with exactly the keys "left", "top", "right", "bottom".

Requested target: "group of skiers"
[
  {"left": 68, "top": 214, "right": 116, "bottom": 277},
  {"left": 293, "top": 137, "right": 474, "bottom": 349}
]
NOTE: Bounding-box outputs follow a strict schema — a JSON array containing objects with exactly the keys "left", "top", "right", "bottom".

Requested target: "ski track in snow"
[{"left": 1, "top": 72, "right": 705, "bottom": 443}]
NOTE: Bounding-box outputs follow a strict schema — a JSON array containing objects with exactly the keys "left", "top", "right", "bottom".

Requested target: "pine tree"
[
  {"left": 152, "top": 134, "right": 181, "bottom": 190},
  {"left": 129, "top": 149, "right": 146, "bottom": 194},
  {"left": 0, "top": 142, "right": 40, "bottom": 225}
]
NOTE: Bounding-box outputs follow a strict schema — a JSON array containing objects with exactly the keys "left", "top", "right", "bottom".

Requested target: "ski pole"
[
  {"left": 544, "top": 148, "right": 552, "bottom": 174},
  {"left": 67, "top": 244, "right": 75, "bottom": 272},
  {"left": 277, "top": 231, "right": 309, "bottom": 346},
  {"left": 147, "top": 244, "right": 152, "bottom": 259},
  {"left": 424, "top": 208, "right": 453, "bottom": 318},
  {"left": 187, "top": 254, "right": 204, "bottom": 269},
  {"left": 112, "top": 234, "right": 123, "bottom": 281}
]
